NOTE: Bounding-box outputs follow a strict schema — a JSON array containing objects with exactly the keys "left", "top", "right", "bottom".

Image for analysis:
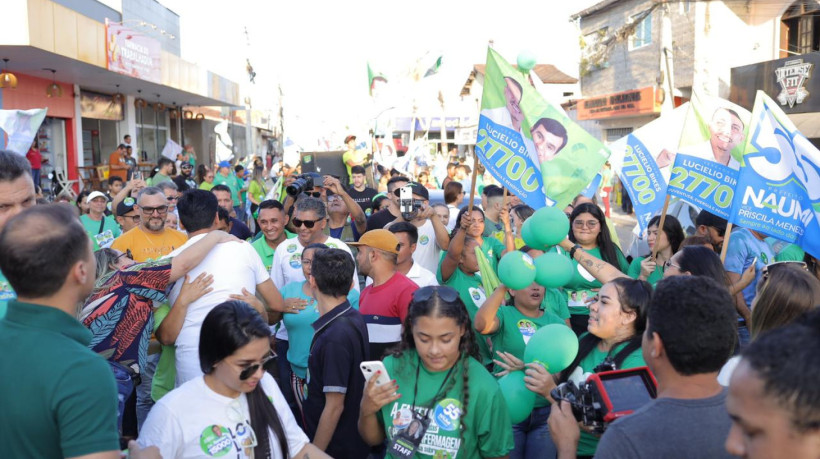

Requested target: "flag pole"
[
  {"left": 651, "top": 194, "right": 671, "bottom": 260},
  {"left": 720, "top": 223, "right": 733, "bottom": 263},
  {"left": 467, "top": 156, "right": 480, "bottom": 214}
]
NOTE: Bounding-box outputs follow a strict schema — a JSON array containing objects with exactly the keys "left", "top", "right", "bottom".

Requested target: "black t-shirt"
[
  {"left": 172, "top": 174, "right": 196, "bottom": 192},
  {"left": 229, "top": 218, "right": 253, "bottom": 240},
  {"left": 366, "top": 208, "right": 397, "bottom": 231},
  {"left": 347, "top": 186, "right": 378, "bottom": 215},
  {"left": 304, "top": 302, "right": 370, "bottom": 459}
]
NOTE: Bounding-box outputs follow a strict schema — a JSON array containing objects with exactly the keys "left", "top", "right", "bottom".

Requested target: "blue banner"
[
  {"left": 729, "top": 91, "right": 820, "bottom": 258},
  {"left": 667, "top": 154, "right": 738, "bottom": 219},
  {"left": 580, "top": 173, "right": 602, "bottom": 198},
  {"left": 619, "top": 134, "right": 669, "bottom": 231},
  {"left": 475, "top": 115, "right": 550, "bottom": 209}
]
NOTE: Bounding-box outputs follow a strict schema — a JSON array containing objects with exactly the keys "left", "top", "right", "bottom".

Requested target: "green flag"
[
  {"left": 476, "top": 48, "right": 609, "bottom": 209},
  {"left": 424, "top": 56, "right": 443, "bottom": 78},
  {"left": 367, "top": 62, "right": 387, "bottom": 97}
]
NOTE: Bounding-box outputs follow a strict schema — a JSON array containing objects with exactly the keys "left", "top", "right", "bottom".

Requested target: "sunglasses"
[
  {"left": 413, "top": 286, "right": 460, "bottom": 303},
  {"left": 115, "top": 249, "right": 133, "bottom": 261},
  {"left": 140, "top": 205, "right": 169, "bottom": 216},
  {"left": 761, "top": 261, "right": 809, "bottom": 282},
  {"left": 663, "top": 259, "right": 682, "bottom": 271},
  {"left": 239, "top": 354, "right": 275, "bottom": 380},
  {"left": 303, "top": 191, "right": 322, "bottom": 198},
  {"left": 292, "top": 218, "right": 322, "bottom": 229}
]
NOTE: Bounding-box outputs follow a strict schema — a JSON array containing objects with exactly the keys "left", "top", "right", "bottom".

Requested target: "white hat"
[{"left": 86, "top": 191, "right": 107, "bottom": 204}]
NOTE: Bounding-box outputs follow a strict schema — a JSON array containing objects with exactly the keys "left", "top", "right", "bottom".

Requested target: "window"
[
  {"left": 629, "top": 12, "right": 652, "bottom": 50},
  {"left": 606, "top": 128, "right": 633, "bottom": 142},
  {"left": 781, "top": 1, "right": 820, "bottom": 57}
]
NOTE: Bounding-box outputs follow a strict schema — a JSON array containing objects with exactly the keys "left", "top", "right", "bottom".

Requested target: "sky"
[{"left": 161, "top": 0, "right": 599, "bottom": 142}]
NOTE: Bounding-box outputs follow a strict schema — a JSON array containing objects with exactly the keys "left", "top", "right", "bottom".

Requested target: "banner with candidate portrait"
[
  {"left": 475, "top": 48, "right": 609, "bottom": 209},
  {"left": 0, "top": 108, "right": 48, "bottom": 156},
  {"left": 608, "top": 103, "right": 688, "bottom": 231},
  {"left": 666, "top": 92, "right": 750, "bottom": 219},
  {"left": 728, "top": 91, "right": 820, "bottom": 258}
]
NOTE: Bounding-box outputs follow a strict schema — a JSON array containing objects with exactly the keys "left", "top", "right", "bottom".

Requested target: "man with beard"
[
  {"left": 111, "top": 187, "right": 187, "bottom": 262},
  {"left": 679, "top": 107, "right": 745, "bottom": 170},
  {"left": 172, "top": 161, "right": 197, "bottom": 192}
]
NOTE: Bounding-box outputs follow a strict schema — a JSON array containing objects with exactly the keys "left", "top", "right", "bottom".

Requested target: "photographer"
[
  {"left": 323, "top": 175, "right": 366, "bottom": 242},
  {"left": 549, "top": 276, "right": 737, "bottom": 459},
  {"left": 365, "top": 176, "right": 409, "bottom": 231},
  {"left": 386, "top": 182, "right": 450, "bottom": 274}
]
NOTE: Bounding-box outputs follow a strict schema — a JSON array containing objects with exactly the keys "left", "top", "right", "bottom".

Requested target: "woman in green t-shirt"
[
  {"left": 626, "top": 215, "right": 685, "bottom": 287},
  {"left": 248, "top": 166, "right": 268, "bottom": 217},
  {"left": 523, "top": 277, "right": 651, "bottom": 458},
  {"left": 452, "top": 206, "right": 514, "bottom": 273},
  {"left": 474, "top": 280, "right": 568, "bottom": 459},
  {"left": 563, "top": 203, "right": 628, "bottom": 335},
  {"left": 359, "top": 286, "right": 515, "bottom": 458}
]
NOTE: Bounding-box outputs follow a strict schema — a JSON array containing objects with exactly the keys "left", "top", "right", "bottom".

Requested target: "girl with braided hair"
[{"left": 358, "top": 286, "right": 515, "bottom": 458}]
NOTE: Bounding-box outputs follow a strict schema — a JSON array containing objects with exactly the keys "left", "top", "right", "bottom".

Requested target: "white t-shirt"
[
  {"left": 166, "top": 234, "right": 270, "bottom": 386},
  {"left": 678, "top": 141, "right": 741, "bottom": 170},
  {"left": 139, "top": 374, "right": 308, "bottom": 459},
  {"left": 410, "top": 220, "right": 442, "bottom": 274},
  {"left": 270, "top": 236, "right": 358, "bottom": 340},
  {"left": 366, "top": 261, "right": 438, "bottom": 289}
]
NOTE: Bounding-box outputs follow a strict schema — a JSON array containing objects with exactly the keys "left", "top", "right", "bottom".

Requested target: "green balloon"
[
  {"left": 530, "top": 207, "right": 570, "bottom": 247},
  {"left": 534, "top": 252, "right": 574, "bottom": 288},
  {"left": 498, "top": 251, "right": 536, "bottom": 290},
  {"left": 498, "top": 371, "right": 536, "bottom": 424},
  {"left": 523, "top": 324, "right": 579, "bottom": 374},
  {"left": 521, "top": 218, "right": 539, "bottom": 248},
  {"left": 517, "top": 51, "right": 537, "bottom": 72}
]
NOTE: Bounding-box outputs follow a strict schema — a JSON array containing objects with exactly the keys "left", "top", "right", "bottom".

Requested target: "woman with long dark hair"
[
  {"left": 138, "top": 301, "right": 328, "bottom": 458},
  {"left": 358, "top": 286, "right": 515, "bottom": 458},
  {"left": 627, "top": 215, "right": 685, "bottom": 285},
  {"left": 562, "top": 203, "right": 628, "bottom": 335}
]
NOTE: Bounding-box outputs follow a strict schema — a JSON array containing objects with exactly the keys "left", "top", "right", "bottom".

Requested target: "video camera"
[
  {"left": 550, "top": 366, "right": 657, "bottom": 434},
  {"left": 399, "top": 185, "right": 423, "bottom": 220},
  {"left": 286, "top": 172, "right": 321, "bottom": 197}
]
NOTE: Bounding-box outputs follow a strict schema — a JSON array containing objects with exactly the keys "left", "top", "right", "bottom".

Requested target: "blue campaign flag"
[
  {"left": 580, "top": 173, "right": 602, "bottom": 199},
  {"left": 618, "top": 134, "right": 669, "bottom": 231},
  {"left": 667, "top": 154, "right": 738, "bottom": 220},
  {"left": 728, "top": 91, "right": 820, "bottom": 258}
]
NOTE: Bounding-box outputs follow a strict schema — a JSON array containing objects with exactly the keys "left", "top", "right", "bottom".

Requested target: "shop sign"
[
  {"left": 80, "top": 91, "right": 123, "bottom": 121},
  {"left": 775, "top": 59, "right": 812, "bottom": 108},
  {"left": 105, "top": 20, "right": 161, "bottom": 83},
  {"left": 577, "top": 87, "right": 660, "bottom": 120}
]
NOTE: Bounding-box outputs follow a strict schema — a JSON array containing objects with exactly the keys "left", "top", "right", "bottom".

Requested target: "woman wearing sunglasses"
[
  {"left": 139, "top": 301, "right": 329, "bottom": 459},
  {"left": 561, "top": 203, "right": 629, "bottom": 336},
  {"left": 79, "top": 230, "right": 237, "bottom": 433},
  {"left": 359, "top": 286, "right": 515, "bottom": 458}
]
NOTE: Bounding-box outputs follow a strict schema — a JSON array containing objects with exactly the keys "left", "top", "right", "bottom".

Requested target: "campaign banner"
[
  {"left": 608, "top": 103, "right": 688, "bottom": 231},
  {"left": 666, "top": 92, "right": 750, "bottom": 219},
  {"left": 475, "top": 48, "right": 609, "bottom": 209},
  {"left": 580, "top": 173, "right": 602, "bottom": 198},
  {"left": 161, "top": 138, "right": 183, "bottom": 161},
  {"left": 0, "top": 108, "right": 48, "bottom": 156},
  {"left": 729, "top": 91, "right": 820, "bottom": 258},
  {"left": 105, "top": 20, "right": 161, "bottom": 84}
]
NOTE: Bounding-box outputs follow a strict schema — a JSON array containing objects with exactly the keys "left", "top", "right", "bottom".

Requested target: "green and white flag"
[
  {"left": 367, "top": 62, "right": 387, "bottom": 97},
  {"left": 475, "top": 48, "right": 609, "bottom": 209}
]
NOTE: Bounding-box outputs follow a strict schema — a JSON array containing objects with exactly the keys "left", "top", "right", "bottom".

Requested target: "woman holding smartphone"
[{"left": 358, "top": 286, "right": 515, "bottom": 458}]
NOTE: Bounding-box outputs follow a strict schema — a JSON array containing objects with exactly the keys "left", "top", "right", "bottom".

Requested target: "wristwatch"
[{"left": 569, "top": 244, "right": 582, "bottom": 259}]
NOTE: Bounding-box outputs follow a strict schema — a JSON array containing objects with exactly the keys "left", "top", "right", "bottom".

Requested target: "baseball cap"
[
  {"left": 218, "top": 160, "right": 231, "bottom": 168},
  {"left": 86, "top": 191, "right": 107, "bottom": 204},
  {"left": 392, "top": 182, "right": 429, "bottom": 201},
  {"left": 348, "top": 229, "right": 400, "bottom": 254},
  {"left": 116, "top": 197, "right": 137, "bottom": 216},
  {"left": 344, "top": 135, "right": 357, "bottom": 144},
  {"left": 180, "top": 162, "right": 193, "bottom": 169},
  {"left": 695, "top": 210, "right": 728, "bottom": 234}
]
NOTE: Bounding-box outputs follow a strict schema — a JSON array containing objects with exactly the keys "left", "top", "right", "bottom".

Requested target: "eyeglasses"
[
  {"left": 572, "top": 219, "right": 600, "bottom": 229},
  {"left": 292, "top": 218, "right": 322, "bottom": 228},
  {"left": 115, "top": 249, "right": 133, "bottom": 261},
  {"left": 760, "top": 261, "right": 809, "bottom": 282},
  {"left": 166, "top": 196, "right": 179, "bottom": 202},
  {"left": 663, "top": 259, "right": 682, "bottom": 271},
  {"left": 140, "top": 205, "right": 169, "bottom": 216},
  {"left": 122, "top": 214, "right": 141, "bottom": 223},
  {"left": 239, "top": 354, "right": 275, "bottom": 380},
  {"left": 413, "top": 286, "right": 460, "bottom": 303}
]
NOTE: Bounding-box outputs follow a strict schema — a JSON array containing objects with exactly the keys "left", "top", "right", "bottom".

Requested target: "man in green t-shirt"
[
  {"left": 0, "top": 151, "right": 37, "bottom": 318},
  {"left": 213, "top": 161, "right": 242, "bottom": 215},
  {"left": 251, "top": 200, "right": 293, "bottom": 271},
  {"left": 80, "top": 191, "right": 122, "bottom": 250}
]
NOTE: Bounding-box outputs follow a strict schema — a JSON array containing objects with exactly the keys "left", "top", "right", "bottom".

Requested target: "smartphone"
[
  {"left": 133, "top": 170, "right": 143, "bottom": 181},
  {"left": 360, "top": 361, "right": 391, "bottom": 386},
  {"left": 399, "top": 185, "right": 413, "bottom": 215}
]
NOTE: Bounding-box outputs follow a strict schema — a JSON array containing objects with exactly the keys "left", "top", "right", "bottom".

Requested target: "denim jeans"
[
  {"left": 512, "top": 405, "right": 557, "bottom": 459},
  {"left": 136, "top": 353, "right": 159, "bottom": 431},
  {"left": 108, "top": 361, "right": 135, "bottom": 434},
  {"left": 736, "top": 324, "right": 751, "bottom": 354}
]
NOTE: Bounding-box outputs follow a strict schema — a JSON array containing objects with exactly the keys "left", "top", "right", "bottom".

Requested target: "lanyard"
[{"left": 411, "top": 355, "right": 457, "bottom": 411}]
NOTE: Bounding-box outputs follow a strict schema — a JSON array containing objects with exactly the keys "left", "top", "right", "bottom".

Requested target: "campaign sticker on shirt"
[
  {"left": 468, "top": 287, "right": 486, "bottom": 306},
  {"left": 392, "top": 407, "right": 414, "bottom": 430},
  {"left": 327, "top": 242, "right": 340, "bottom": 249},
  {"left": 433, "top": 398, "right": 462, "bottom": 431},
  {"left": 94, "top": 229, "right": 115, "bottom": 249},
  {"left": 517, "top": 319, "right": 537, "bottom": 344},
  {"left": 233, "top": 422, "right": 258, "bottom": 452},
  {"left": 199, "top": 425, "right": 233, "bottom": 457},
  {"left": 286, "top": 243, "right": 298, "bottom": 253},
  {"left": 289, "top": 253, "right": 302, "bottom": 269},
  {"left": 419, "top": 235, "right": 430, "bottom": 246},
  {"left": 759, "top": 251, "right": 769, "bottom": 264}
]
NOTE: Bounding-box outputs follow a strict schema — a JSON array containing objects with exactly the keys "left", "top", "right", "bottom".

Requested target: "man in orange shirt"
[
  {"left": 111, "top": 186, "right": 187, "bottom": 262},
  {"left": 108, "top": 144, "right": 129, "bottom": 181}
]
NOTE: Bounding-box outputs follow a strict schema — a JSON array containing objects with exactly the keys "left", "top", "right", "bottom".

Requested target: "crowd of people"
[{"left": 1, "top": 145, "right": 819, "bottom": 459}]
